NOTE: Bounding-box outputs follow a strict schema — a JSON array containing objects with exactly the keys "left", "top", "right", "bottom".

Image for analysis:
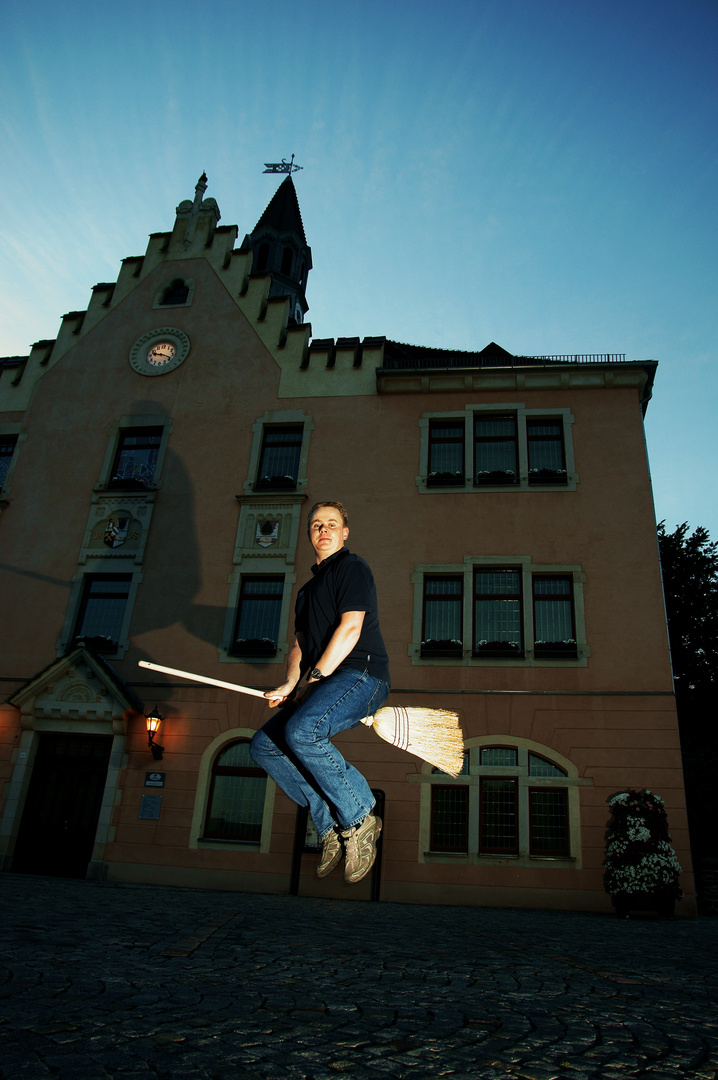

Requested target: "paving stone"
[{"left": 1, "top": 874, "right": 718, "bottom": 1080}]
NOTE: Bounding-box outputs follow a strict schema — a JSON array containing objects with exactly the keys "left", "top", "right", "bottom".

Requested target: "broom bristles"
[{"left": 363, "top": 706, "right": 465, "bottom": 777}]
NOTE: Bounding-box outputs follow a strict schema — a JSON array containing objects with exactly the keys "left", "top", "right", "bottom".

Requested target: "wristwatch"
[{"left": 309, "top": 668, "right": 324, "bottom": 681}]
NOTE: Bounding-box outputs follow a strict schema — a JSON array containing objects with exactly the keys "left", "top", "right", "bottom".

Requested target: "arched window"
[
  {"left": 256, "top": 243, "right": 270, "bottom": 273},
  {"left": 280, "top": 245, "right": 293, "bottom": 276},
  {"left": 159, "top": 278, "right": 190, "bottom": 305},
  {"left": 204, "top": 740, "right": 267, "bottom": 842},
  {"left": 422, "top": 738, "right": 581, "bottom": 866}
]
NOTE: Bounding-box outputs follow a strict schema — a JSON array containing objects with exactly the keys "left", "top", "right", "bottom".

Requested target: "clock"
[
  {"left": 129, "top": 328, "right": 190, "bottom": 376},
  {"left": 146, "top": 341, "right": 176, "bottom": 367}
]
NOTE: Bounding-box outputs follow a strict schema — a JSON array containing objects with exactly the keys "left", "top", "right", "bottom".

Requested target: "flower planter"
[
  {"left": 534, "top": 640, "right": 578, "bottom": 659},
  {"left": 231, "top": 638, "right": 277, "bottom": 657},
  {"left": 603, "top": 789, "right": 683, "bottom": 918},
  {"left": 426, "top": 472, "right": 465, "bottom": 487},
  {"left": 475, "top": 640, "right": 522, "bottom": 658},
  {"left": 528, "top": 469, "right": 568, "bottom": 486},
  {"left": 421, "top": 639, "right": 463, "bottom": 658},
  {"left": 253, "top": 476, "right": 297, "bottom": 491},
  {"left": 611, "top": 892, "right": 676, "bottom": 919},
  {"left": 475, "top": 471, "right": 517, "bottom": 486}
]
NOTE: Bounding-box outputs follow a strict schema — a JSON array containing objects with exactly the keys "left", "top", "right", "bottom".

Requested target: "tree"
[
  {"left": 657, "top": 521, "right": 718, "bottom": 704},
  {"left": 657, "top": 521, "right": 718, "bottom": 864}
]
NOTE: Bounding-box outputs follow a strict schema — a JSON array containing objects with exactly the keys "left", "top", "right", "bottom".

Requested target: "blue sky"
[{"left": 1, "top": 0, "right": 716, "bottom": 540}]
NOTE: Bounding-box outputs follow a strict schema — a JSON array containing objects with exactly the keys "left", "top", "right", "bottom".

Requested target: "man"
[{"left": 249, "top": 502, "right": 390, "bottom": 884}]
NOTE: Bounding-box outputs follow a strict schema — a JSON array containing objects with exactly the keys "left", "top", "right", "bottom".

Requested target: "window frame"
[
  {"left": 230, "top": 574, "right": 285, "bottom": 658},
  {"left": 526, "top": 416, "right": 568, "bottom": 485},
  {"left": 107, "top": 426, "right": 164, "bottom": 491},
  {"left": 421, "top": 574, "right": 464, "bottom": 657},
  {"left": 202, "top": 739, "right": 269, "bottom": 843},
  {"left": 253, "top": 423, "right": 304, "bottom": 492},
  {"left": 474, "top": 412, "right": 519, "bottom": 487},
  {"left": 242, "top": 410, "right": 313, "bottom": 499},
  {"left": 532, "top": 574, "right": 578, "bottom": 659},
  {"left": 417, "top": 405, "right": 576, "bottom": 494},
  {"left": 71, "top": 572, "right": 133, "bottom": 655},
  {"left": 411, "top": 557, "right": 587, "bottom": 667},
  {"left": 473, "top": 567, "right": 524, "bottom": 658},
  {"left": 190, "top": 730, "right": 276, "bottom": 853},
  {"left": 96, "top": 415, "right": 171, "bottom": 493},
  {"left": 427, "top": 418, "right": 465, "bottom": 487},
  {"left": 57, "top": 565, "right": 142, "bottom": 660},
  {"left": 0, "top": 433, "right": 19, "bottom": 493},
  {"left": 417, "top": 737, "right": 583, "bottom": 867}
]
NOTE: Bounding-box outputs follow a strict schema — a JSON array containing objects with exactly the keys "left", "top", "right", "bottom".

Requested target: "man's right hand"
[{"left": 264, "top": 681, "right": 298, "bottom": 708}]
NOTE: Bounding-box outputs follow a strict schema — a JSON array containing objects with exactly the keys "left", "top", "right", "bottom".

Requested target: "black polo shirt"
[{"left": 295, "top": 547, "right": 390, "bottom": 685}]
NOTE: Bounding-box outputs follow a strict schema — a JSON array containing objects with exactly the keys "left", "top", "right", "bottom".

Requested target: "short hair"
[{"left": 308, "top": 501, "right": 349, "bottom": 531}]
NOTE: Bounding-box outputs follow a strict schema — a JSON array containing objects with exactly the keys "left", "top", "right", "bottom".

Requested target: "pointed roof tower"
[{"left": 243, "top": 177, "right": 312, "bottom": 326}]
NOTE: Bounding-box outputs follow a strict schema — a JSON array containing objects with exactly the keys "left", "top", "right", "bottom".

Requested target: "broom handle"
[{"left": 138, "top": 660, "right": 269, "bottom": 699}]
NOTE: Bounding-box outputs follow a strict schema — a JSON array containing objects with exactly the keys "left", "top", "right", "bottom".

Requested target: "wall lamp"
[{"left": 146, "top": 708, "right": 165, "bottom": 760}]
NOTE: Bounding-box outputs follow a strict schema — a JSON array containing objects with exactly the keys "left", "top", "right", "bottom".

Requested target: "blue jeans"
[{"left": 249, "top": 668, "right": 389, "bottom": 839}]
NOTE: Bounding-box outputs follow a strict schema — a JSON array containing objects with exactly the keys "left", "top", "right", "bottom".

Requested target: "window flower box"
[
  {"left": 427, "top": 471, "right": 465, "bottom": 487},
  {"left": 74, "top": 635, "right": 119, "bottom": 655},
  {"left": 528, "top": 468, "right": 568, "bottom": 486},
  {"left": 231, "top": 637, "right": 277, "bottom": 657},
  {"left": 475, "top": 470, "right": 517, "bottom": 486},
  {"left": 420, "top": 638, "right": 463, "bottom": 658},
  {"left": 254, "top": 475, "right": 297, "bottom": 491},
  {"left": 534, "top": 639, "right": 578, "bottom": 659},
  {"left": 474, "top": 639, "right": 522, "bottom": 658}
]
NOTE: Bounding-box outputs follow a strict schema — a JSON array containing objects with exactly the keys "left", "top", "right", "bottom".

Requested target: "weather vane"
[{"left": 263, "top": 154, "right": 303, "bottom": 175}]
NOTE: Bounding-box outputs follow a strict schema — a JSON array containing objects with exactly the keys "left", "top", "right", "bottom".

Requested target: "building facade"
[{"left": 0, "top": 176, "right": 695, "bottom": 912}]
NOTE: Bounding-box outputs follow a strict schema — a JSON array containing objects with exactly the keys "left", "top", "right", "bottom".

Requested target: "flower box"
[
  {"left": 534, "top": 639, "right": 578, "bottom": 659},
  {"left": 253, "top": 475, "right": 297, "bottom": 491},
  {"left": 74, "top": 635, "right": 119, "bottom": 655},
  {"left": 474, "top": 639, "right": 522, "bottom": 658},
  {"left": 426, "top": 471, "right": 465, "bottom": 487},
  {"left": 421, "top": 638, "right": 463, "bottom": 658},
  {"left": 231, "top": 638, "right": 277, "bottom": 657},
  {"left": 475, "top": 470, "right": 518, "bottom": 486},
  {"left": 528, "top": 468, "right": 568, "bottom": 486}
]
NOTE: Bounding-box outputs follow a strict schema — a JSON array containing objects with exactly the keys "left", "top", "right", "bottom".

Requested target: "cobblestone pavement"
[{"left": 1, "top": 875, "right": 717, "bottom": 1080}]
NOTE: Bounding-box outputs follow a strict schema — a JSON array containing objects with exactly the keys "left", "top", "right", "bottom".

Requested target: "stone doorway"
[{"left": 12, "top": 732, "right": 113, "bottom": 879}]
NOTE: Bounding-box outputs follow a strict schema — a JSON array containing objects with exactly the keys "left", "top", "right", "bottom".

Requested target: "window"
[
  {"left": 413, "top": 560, "right": 584, "bottom": 666},
  {"left": 256, "top": 243, "right": 270, "bottom": 273},
  {"left": 73, "top": 574, "right": 132, "bottom": 653},
  {"left": 159, "top": 278, "right": 190, "bottom": 305},
  {"left": 424, "top": 741, "right": 574, "bottom": 863},
  {"left": 427, "top": 420, "right": 464, "bottom": 486},
  {"left": 231, "top": 576, "right": 284, "bottom": 657},
  {"left": 533, "top": 576, "right": 577, "bottom": 658},
  {"left": 474, "top": 414, "right": 518, "bottom": 485},
  {"left": 474, "top": 569, "right": 523, "bottom": 657},
  {"left": 0, "top": 435, "right": 18, "bottom": 490},
  {"left": 204, "top": 740, "right": 268, "bottom": 842},
  {"left": 419, "top": 406, "right": 575, "bottom": 493},
  {"left": 109, "top": 428, "right": 163, "bottom": 490},
  {"left": 254, "top": 425, "right": 303, "bottom": 490},
  {"left": 421, "top": 576, "right": 463, "bottom": 656},
  {"left": 280, "top": 246, "right": 293, "bottom": 276},
  {"left": 527, "top": 418, "right": 567, "bottom": 484}
]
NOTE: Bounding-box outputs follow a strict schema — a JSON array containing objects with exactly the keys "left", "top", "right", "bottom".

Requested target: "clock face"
[
  {"left": 129, "top": 329, "right": 189, "bottom": 376},
  {"left": 146, "top": 342, "right": 176, "bottom": 367}
]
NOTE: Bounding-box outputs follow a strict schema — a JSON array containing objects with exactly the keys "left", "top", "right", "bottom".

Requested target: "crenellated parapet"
[{"left": 0, "top": 175, "right": 393, "bottom": 410}]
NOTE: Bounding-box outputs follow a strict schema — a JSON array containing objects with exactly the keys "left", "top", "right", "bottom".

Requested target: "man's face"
[{"left": 309, "top": 506, "right": 349, "bottom": 563}]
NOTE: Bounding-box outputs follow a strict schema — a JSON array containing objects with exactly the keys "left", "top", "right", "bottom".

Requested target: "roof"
[{"left": 252, "top": 177, "right": 307, "bottom": 244}]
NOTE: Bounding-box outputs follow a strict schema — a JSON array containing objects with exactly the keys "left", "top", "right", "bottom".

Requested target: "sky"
[{"left": 1, "top": 0, "right": 716, "bottom": 541}]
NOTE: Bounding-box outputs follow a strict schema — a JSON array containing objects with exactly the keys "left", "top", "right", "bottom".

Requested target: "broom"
[{"left": 138, "top": 660, "right": 465, "bottom": 777}]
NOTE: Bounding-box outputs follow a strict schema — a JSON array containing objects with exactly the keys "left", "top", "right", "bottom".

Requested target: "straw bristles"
[{"left": 361, "top": 706, "right": 465, "bottom": 777}]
